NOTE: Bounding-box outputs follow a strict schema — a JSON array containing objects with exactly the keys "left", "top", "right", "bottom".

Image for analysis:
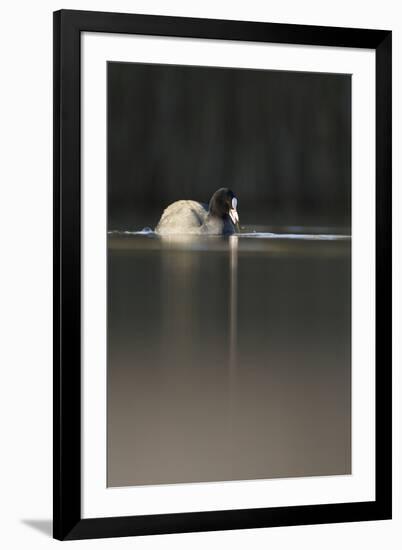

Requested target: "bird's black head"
[{"left": 208, "top": 188, "right": 239, "bottom": 227}]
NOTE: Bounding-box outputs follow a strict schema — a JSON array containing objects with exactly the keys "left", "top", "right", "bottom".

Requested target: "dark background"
[{"left": 108, "top": 62, "right": 351, "bottom": 231}]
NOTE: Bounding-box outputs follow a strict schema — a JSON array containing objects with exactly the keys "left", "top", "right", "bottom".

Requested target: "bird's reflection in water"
[
  {"left": 229, "top": 235, "right": 238, "bottom": 377},
  {"left": 107, "top": 232, "right": 351, "bottom": 487}
]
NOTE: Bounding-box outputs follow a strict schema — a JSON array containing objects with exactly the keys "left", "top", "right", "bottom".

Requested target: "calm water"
[{"left": 107, "top": 229, "right": 351, "bottom": 487}]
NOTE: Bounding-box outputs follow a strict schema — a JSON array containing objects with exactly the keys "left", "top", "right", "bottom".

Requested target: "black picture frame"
[{"left": 53, "top": 9, "right": 392, "bottom": 541}]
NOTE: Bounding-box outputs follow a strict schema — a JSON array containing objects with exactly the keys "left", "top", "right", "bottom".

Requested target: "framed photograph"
[{"left": 53, "top": 9, "right": 392, "bottom": 540}]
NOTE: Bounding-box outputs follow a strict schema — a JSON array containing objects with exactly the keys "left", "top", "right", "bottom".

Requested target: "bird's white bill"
[{"left": 229, "top": 208, "right": 239, "bottom": 224}]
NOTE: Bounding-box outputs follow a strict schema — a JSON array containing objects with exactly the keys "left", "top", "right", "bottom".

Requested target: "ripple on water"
[{"left": 108, "top": 229, "right": 351, "bottom": 241}]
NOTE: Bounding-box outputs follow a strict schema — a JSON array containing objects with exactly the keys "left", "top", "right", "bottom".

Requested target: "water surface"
[{"left": 107, "top": 229, "right": 351, "bottom": 487}]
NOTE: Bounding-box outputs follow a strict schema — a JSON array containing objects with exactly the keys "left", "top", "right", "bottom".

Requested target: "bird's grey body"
[
  {"left": 155, "top": 189, "right": 239, "bottom": 236},
  {"left": 155, "top": 200, "right": 209, "bottom": 235}
]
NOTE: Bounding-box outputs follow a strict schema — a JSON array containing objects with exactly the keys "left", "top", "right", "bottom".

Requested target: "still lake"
[{"left": 107, "top": 229, "right": 351, "bottom": 487}]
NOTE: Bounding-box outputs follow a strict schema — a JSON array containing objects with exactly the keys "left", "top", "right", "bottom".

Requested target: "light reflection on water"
[
  {"left": 108, "top": 228, "right": 351, "bottom": 241},
  {"left": 107, "top": 228, "right": 351, "bottom": 487}
]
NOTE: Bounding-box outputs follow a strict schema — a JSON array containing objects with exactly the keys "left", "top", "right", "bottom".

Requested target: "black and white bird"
[{"left": 155, "top": 188, "right": 239, "bottom": 236}]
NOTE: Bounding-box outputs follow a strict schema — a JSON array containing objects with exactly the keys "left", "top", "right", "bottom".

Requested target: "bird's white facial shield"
[{"left": 229, "top": 197, "right": 239, "bottom": 224}]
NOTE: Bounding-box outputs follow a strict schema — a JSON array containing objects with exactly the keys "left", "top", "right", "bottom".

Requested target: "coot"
[{"left": 155, "top": 188, "right": 239, "bottom": 236}]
